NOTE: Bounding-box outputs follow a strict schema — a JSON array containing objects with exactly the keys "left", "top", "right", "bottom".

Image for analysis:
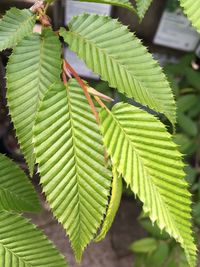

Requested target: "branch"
[
  {"left": 30, "top": 0, "right": 51, "bottom": 26},
  {"left": 63, "top": 62, "right": 72, "bottom": 79},
  {"left": 30, "top": 1, "right": 44, "bottom": 13},
  {"left": 87, "top": 87, "right": 113, "bottom": 103},
  {"left": 94, "top": 96, "right": 111, "bottom": 113},
  {"left": 64, "top": 63, "right": 113, "bottom": 102},
  {"left": 62, "top": 71, "right": 68, "bottom": 86}
]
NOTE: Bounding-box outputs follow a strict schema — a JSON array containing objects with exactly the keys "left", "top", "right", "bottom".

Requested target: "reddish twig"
[
  {"left": 94, "top": 96, "right": 111, "bottom": 113},
  {"left": 63, "top": 61, "right": 112, "bottom": 102},
  {"left": 63, "top": 61, "right": 72, "bottom": 79},
  {"left": 64, "top": 60, "right": 100, "bottom": 124},
  {"left": 62, "top": 72, "right": 67, "bottom": 86},
  {"left": 63, "top": 61, "right": 111, "bottom": 164},
  {"left": 39, "top": 14, "right": 51, "bottom": 27},
  {"left": 30, "top": 1, "right": 44, "bottom": 13},
  {"left": 62, "top": 61, "right": 68, "bottom": 85},
  {"left": 87, "top": 87, "right": 114, "bottom": 102},
  {"left": 30, "top": 1, "right": 51, "bottom": 27}
]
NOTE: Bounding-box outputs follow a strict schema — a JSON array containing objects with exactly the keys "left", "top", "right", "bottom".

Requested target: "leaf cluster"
[{"left": 0, "top": 1, "right": 199, "bottom": 266}]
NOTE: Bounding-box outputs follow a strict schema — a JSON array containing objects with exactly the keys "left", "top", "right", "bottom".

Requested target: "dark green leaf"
[
  {"left": 0, "top": 211, "right": 68, "bottom": 266},
  {"left": 7, "top": 29, "right": 62, "bottom": 174},
  {"left": 0, "top": 154, "right": 40, "bottom": 212}
]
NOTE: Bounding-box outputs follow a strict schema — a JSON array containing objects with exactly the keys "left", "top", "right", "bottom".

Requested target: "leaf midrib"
[
  {"left": 37, "top": 36, "right": 45, "bottom": 105},
  {"left": 66, "top": 88, "right": 84, "bottom": 249},
  {"left": 27, "top": 35, "right": 45, "bottom": 171},
  {"left": 0, "top": 242, "right": 32, "bottom": 267}
]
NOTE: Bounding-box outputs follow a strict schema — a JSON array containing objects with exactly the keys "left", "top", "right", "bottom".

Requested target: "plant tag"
[{"left": 154, "top": 0, "right": 200, "bottom": 51}]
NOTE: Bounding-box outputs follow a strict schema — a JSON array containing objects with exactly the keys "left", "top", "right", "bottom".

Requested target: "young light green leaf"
[
  {"left": 180, "top": 0, "right": 200, "bottom": 33},
  {"left": 60, "top": 14, "right": 176, "bottom": 125},
  {"left": 95, "top": 166, "right": 122, "bottom": 242},
  {"left": 33, "top": 79, "right": 112, "bottom": 262},
  {"left": 0, "top": 7, "right": 36, "bottom": 51},
  {"left": 7, "top": 29, "right": 62, "bottom": 175},
  {"left": 0, "top": 211, "right": 68, "bottom": 267},
  {"left": 135, "top": 0, "right": 153, "bottom": 21},
  {"left": 129, "top": 238, "right": 157, "bottom": 254},
  {"left": 99, "top": 102, "right": 196, "bottom": 267},
  {"left": 0, "top": 154, "right": 40, "bottom": 212},
  {"left": 78, "top": 0, "right": 136, "bottom": 13}
]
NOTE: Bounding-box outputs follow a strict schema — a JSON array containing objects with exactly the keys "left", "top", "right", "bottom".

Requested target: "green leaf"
[
  {"left": 177, "top": 113, "right": 197, "bottom": 137},
  {"left": 145, "top": 242, "right": 169, "bottom": 267},
  {"left": 173, "top": 134, "right": 195, "bottom": 156},
  {"left": 184, "top": 165, "right": 197, "bottom": 185},
  {"left": 0, "top": 154, "right": 40, "bottom": 212},
  {"left": 7, "top": 29, "right": 62, "bottom": 174},
  {"left": 135, "top": 0, "right": 153, "bottom": 21},
  {"left": 60, "top": 14, "right": 176, "bottom": 125},
  {"left": 99, "top": 102, "right": 196, "bottom": 267},
  {"left": 95, "top": 166, "right": 122, "bottom": 242},
  {"left": 0, "top": 211, "right": 68, "bottom": 267},
  {"left": 33, "top": 80, "right": 112, "bottom": 262},
  {"left": 180, "top": 0, "right": 200, "bottom": 33},
  {"left": 134, "top": 256, "right": 146, "bottom": 267},
  {"left": 193, "top": 202, "right": 200, "bottom": 226},
  {"left": 185, "top": 68, "right": 200, "bottom": 92},
  {"left": 78, "top": 0, "right": 136, "bottom": 12},
  {"left": 177, "top": 95, "right": 199, "bottom": 113},
  {"left": 0, "top": 8, "right": 36, "bottom": 52},
  {"left": 188, "top": 103, "right": 200, "bottom": 118},
  {"left": 166, "top": 245, "right": 190, "bottom": 267},
  {"left": 129, "top": 238, "right": 157, "bottom": 254}
]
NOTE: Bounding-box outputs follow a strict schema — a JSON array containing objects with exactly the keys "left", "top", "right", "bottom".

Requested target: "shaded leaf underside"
[
  {"left": 0, "top": 211, "right": 68, "bottom": 267},
  {"left": 6, "top": 29, "right": 61, "bottom": 174},
  {"left": 0, "top": 154, "right": 40, "bottom": 212}
]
